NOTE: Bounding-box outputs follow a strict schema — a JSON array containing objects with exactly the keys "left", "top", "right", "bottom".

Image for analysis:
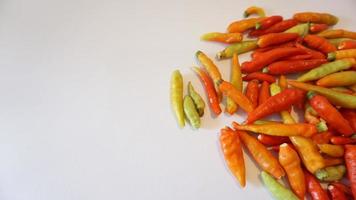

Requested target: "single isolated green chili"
[
  {"left": 285, "top": 23, "right": 309, "bottom": 37},
  {"left": 216, "top": 40, "right": 258, "bottom": 60},
  {"left": 188, "top": 82, "right": 205, "bottom": 117},
  {"left": 183, "top": 95, "right": 200, "bottom": 129},
  {"left": 261, "top": 171, "right": 299, "bottom": 200},
  {"left": 315, "top": 165, "right": 346, "bottom": 182}
]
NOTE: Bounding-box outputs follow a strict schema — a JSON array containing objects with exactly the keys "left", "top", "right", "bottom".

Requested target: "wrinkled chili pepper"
[
  {"left": 295, "top": 43, "right": 326, "bottom": 59},
  {"left": 258, "top": 134, "right": 290, "bottom": 146},
  {"left": 318, "top": 144, "right": 344, "bottom": 157},
  {"left": 293, "top": 12, "right": 338, "bottom": 25},
  {"left": 265, "top": 59, "right": 327, "bottom": 75},
  {"left": 183, "top": 95, "right": 201, "bottom": 129},
  {"left": 249, "top": 19, "right": 299, "bottom": 37},
  {"left": 188, "top": 82, "right": 205, "bottom": 117},
  {"left": 338, "top": 40, "right": 356, "bottom": 50},
  {"left": 309, "top": 23, "right": 329, "bottom": 34},
  {"left": 340, "top": 109, "right": 356, "bottom": 132},
  {"left": 200, "top": 32, "right": 243, "bottom": 44},
  {"left": 345, "top": 145, "right": 356, "bottom": 198},
  {"left": 234, "top": 123, "right": 317, "bottom": 137},
  {"left": 258, "top": 81, "right": 270, "bottom": 105},
  {"left": 304, "top": 34, "right": 337, "bottom": 54},
  {"left": 170, "top": 70, "right": 185, "bottom": 128},
  {"left": 305, "top": 170, "right": 330, "bottom": 200},
  {"left": 245, "top": 79, "right": 259, "bottom": 109},
  {"left": 316, "top": 71, "right": 356, "bottom": 87},
  {"left": 243, "top": 6, "right": 266, "bottom": 18},
  {"left": 261, "top": 171, "right": 299, "bottom": 200},
  {"left": 255, "top": 15, "right": 283, "bottom": 30},
  {"left": 328, "top": 184, "right": 347, "bottom": 200},
  {"left": 257, "top": 33, "right": 299, "bottom": 48},
  {"left": 328, "top": 49, "right": 356, "bottom": 61},
  {"left": 284, "top": 23, "right": 310, "bottom": 37},
  {"left": 242, "top": 72, "right": 276, "bottom": 83},
  {"left": 228, "top": 17, "right": 265, "bottom": 33},
  {"left": 217, "top": 40, "right": 258, "bottom": 59},
  {"left": 318, "top": 29, "right": 356, "bottom": 40},
  {"left": 226, "top": 53, "right": 243, "bottom": 114}
]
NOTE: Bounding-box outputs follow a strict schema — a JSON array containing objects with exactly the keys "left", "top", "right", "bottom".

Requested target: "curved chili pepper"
[
  {"left": 234, "top": 123, "right": 317, "bottom": 137},
  {"left": 258, "top": 134, "right": 290, "bottom": 146},
  {"left": 293, "top": 12, "right": 338, "bottom": 25},
  {"left": 285, "top": 53, "right": 312, "bottom": 60},
  {"left": 324, "top": 157, "right": 344, "bottom": 167},
  {"left": 258, "top": 81, "right": 270, "bottom": 105},
  {"left": 318, "top": 29, "right": 356, "bottom": 40},
  {"left": 295, "top": 43, "right": 326, "bottom": 59},
  {"left": 200, "top": 32, "right": 243, "bottom": 44},
  {"left": 183, "top": 95, "right": 201, "bottom": 129},
  {"left": 297, "top": 58, "right": 356, "bottom": 82},
  {"left": 331, "top": 136, "right": 356, "bottom": 145},
  {"left": 241, "top": 47, "right": 305, "bottom": 73},
  {"left": 338, "top": 40, "right": 356, "bottom": 50},
  {"left": 310, "top": 23, "right": 329, "bottom": 34},
  {"left": 242, "top": 72, "right": 276, "bottom": 83},
  {"left": 279, "top": 143, "right": 306, "bottom": 199},
  {"left": 288, "top": 80, "right": 356, "bottom": 109},
  {"left": 308, "top": 91, "right": 354, "bottom": 136},
  {"left": 170, "top": 70, "right": 185, "bottom": 128},
  {"left": 340, "top": 109, "right": 356, "bottom": 132},
  {"left": 318, "top": 144, "right": 344, "bottom": 157},
  {"left": 328, "top": 49, "right": 356, "bottom": 61},
  {"left": 255, "top": 15, "right": 283, "bottom": 30},
  {"left": 265, "top": 59, "right": 327, "bottom": 75},
  {"left": 312, "top": 131, "right": 335, "bottom": 144},
  {"left": 233, "top": 127, "right": 285, "bottom": 179},
  {"left": 328, "top": 185, "right": 347, "bottom": 200},
  {"left": 249, "top": 19, "right": 299, "bottom": 37},
  {"left": 284, "top": 23, "right": 310, "bottom": 37},
  {"left": 261, "top": 171, "right": 299, "bottom": 200},
  {"left": 217, "top": 40, "right": 258, "bottom": 59},
  {"left": 331, "top": 182, "right": 352, "bottom": 197},
  {"left": 191, "top": 67, "right": 222, "bottom": 115},
  {"left": 246, "top": 88, "right": 305, "bottom": 124},
  {"left": 226, "top": 53, "right": 243, "bottom": 114},
  {"left": 227, "top": 17, "right": 265, "bottom": 33},
  {"left": 304, "top": 34, "right": 337, "bottom": 54},
  {"left": 316, "top": 71, "right": 356, "bottom": 87},
  {"left": 344, "top": 145, "right": 356, "bottom": 198},
  {"left": 245, "top": 79, "right": 259, "bottom": 109},
  {"left": 188, "top": 82, "right": 205, "bottom": 117},
  {"left": 243, "top": 6, "right": 265, "bottom": 18},
  {"left": 305, "top": 170, "right": 330, "bottom": 200},
  {"left": 257, "top": 33, "right": 299, "bottom": 48},
  {"left": 220, "top": 127, "right": 245, "bottom": 187},
  {"left": 218, "top": 80, "right": 254, "bottom": 113}
]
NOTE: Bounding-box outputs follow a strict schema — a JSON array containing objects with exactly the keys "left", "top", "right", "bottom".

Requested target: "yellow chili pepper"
[
  {"left": 318, "top": 144, "right": 344, "bottom": 157},
  {"left": 318, "top": 29, "right": 356, "bottom": 40},
  {"left": 328, "top": 49, "right": 356, "bottom": 61},
  {"left": 200, "top": 32, "right": 243, "bottom": 44},
  {"left": 227, "top": 17, "right": 265, "bottom": 33},
  {"left": 243, "top": 6, "right": 266, "bottom": 18},
  {"left": 170, "top": 70, "right": 185, "bottom": 128},
  {"left": 316, "top": 71, "right": 356, "bottom": 87},
  {"left": 226, "top": 53, "right": 243, "bottom": 114}
]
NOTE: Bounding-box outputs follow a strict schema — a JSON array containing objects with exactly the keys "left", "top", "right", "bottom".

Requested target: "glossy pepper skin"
[
  {"left": 242, "top": 72, "right": 276, "bottom": 83},
  {"left": 331, "top": 136, "right": 356, "bottom": 145},
  {"left": 245, "top": 79, "right": 259, "bottom": 109},
  {"left": 227, "top": 17, "right": 265, "bottom": 33},
  {"left": 266, "top": 59, "right": 327, "bottom": 75},
  {"left": 255, "top": 15, "right": 283, "bottom": 30},
  {"left": 246, "top": 88, "right": 305, "bottom": 124},
  {"left": 315, "top": 165, "right": 346, "bottom": 182},
  {"left": 318, "top": 144, "right": 344, "bottom": 157},
  {"left": 295, "top": 43, "right": 326, "bottom": 59},
  {"left": 257, "top": 33, "right": 299, "bottom": 48},
  {"left": 328, "top": 185, "right": 347, "bottom": 200},
  {"left": 249, "top": 19, "right": 299, "bottom": 37},
  {"left": 316, "top": 71, "right": 356, "bottom": 87},
  {"left": 220, "top": 127, "right": 245, "bottom": 187},
  {"left": 308, "top": 92, "right": 354, "bottom": 136},
  {"left": 293, "top": 12, "right": 338, "bottom": 25},
  {"left": 243, "top": 6, "right": 266, "bottom": 18},
  {"left": 188, "top": 82, "right": 205, "bottom": 117},
  {"left": 338, "top": 40, "right": 356, "bottom": 50},
  {"left": 217, "top": 40, "right": 258, "bottom": 59},
  {"left": 309, "top": 23, "right": 329, "bottom": 34},
  {"left": 183, "top": 95, "right": 201, "bottom": 129},
  {"left": 344, "top": 145, "right": 356, "bottom": 199},
  {"left": 225, "top": 53, "right": 243, "bottom": 114},
  {"left": 284, "top": 23, "right": 310, "bottom": 37},
  {"left": 258, "top": 81, "right": 270, "bottom": 105},
  {"left": 304, "top": 34, "right": 337, "bottom": 54},
  {"left": 200, "top": 32, "right": 243, "bottom": 44},
  {"left": 328, "top": 49, "right": 356, "bottom": 61},
  {"left": 312, "top": 131, "right": 335, "bottom": 144},
  {"left": 258, "top": 134, "right": 290, "bottom": 146},
  {"left": 170, "top": 70, "right": 185, "bottom": 128},
  {"left": 261, "top": 171, "right": 299, "bottom": 200},
  {"left": 305, "top": 170, "right": 330, "bottom": 200}
]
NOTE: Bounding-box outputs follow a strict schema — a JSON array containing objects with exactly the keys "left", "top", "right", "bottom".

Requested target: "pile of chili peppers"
[{"left": 170, "top": 6, "right": 356, "bottom": 200}]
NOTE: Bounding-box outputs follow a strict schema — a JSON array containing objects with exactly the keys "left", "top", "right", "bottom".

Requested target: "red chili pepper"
[
  {"left": 340, "top": 109, "right": 356, "bottom": 132},
  {"left": 312, "top": 131, "right": 335, "bottom": 144},
  {"left": 305, "top": 170, "right": 330, "bottom": 200},
  {"left": 253, "top": 41, "right": 295, "bottom": 53},
  {"left": 257, "top": 134, "right": 290, "bottom": 146},
  {"left": 258, "top": 81, "right": 270, "bottom": 105},
  {"left": 265, "top": 59, "right": 328, "bottom": 75},
  {"left": 344, "top": 145, "right": 356, "bottom": 199},
  {"left": 241, "top": 47, "right": 305, "bottom": 73},
  {"left": 250, "top": 51, "right": 264, "bottom": 60},
  {"left": 295, "top": 43, "right": 326, "bottom": 59},
  {"left": 245, "top": 79, "right": 259, "bottom": 109},
  {"left": 249, "top": 19, "right": 299, "bottom": 37},
  {"left": 331, "top": 182, "right": 353, "bottom": 197},
  {"left": 310, "top": 23, "right": 329, "bottom": 33},
  {"left": 246, "top": 88, "right": 305, "bottom": 124},
  {"left": 308, "top": 92, "right": 354, "bottom": 136},
  {"left": 284, "top": 53, "right": 312, "bottom": 60},
  {"left": 257, "top": 33, "right": 299, "bottom": 48},
  {"left": 328, "top": 185, "right": 347, "bottom": 200},
  {"left": 255, "top": 15, "right": 283, "bottom": 30},
  {"left": 331, "top": 136, "right": 356, "bottom": 145},
  {"left": 338, "top": 40, "right": 356, "bottom": 50},
  {"left": 304, "top": 34, "right": 337, "bottom": 54},
  {"left": 242, "top": 72, "right": 276, "bottom": 83}
]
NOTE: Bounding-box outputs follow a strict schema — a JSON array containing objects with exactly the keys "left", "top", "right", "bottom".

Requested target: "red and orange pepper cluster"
[{"left": 170, "top": 6, "right": 356, "bottom": 200}]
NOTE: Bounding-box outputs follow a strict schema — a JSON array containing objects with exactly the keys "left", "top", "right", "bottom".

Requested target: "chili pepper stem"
[{"left": 327, "top": 52, "right": 336, "bottom": 61}]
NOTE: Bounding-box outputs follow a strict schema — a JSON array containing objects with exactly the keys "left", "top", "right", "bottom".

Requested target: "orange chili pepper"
[
  {"left": 278, "top": 75, "right": 288, "bottom": 91},
  {"left": 245, "top": 79, "right": 259, "bottom": 109},
  {"left": 318, "top": 144, "right": 345, "bottom": 157},
  {"left": 220, "top": 127, "right": 245, "bottom": 187},
  {"left": 340, "top": 109, "right": 356, "bottom": 132},
  {"left": 191, "top": 67, "right": 222, "bottom": 115},
  {"left": 309, "top": 23, "right": 329, "bottom": 33},
  {"left": 312, "top": 131, "right": 335, "bottom": 144},
  {"left": 249, "top": 19, "right": 299, "bottom": 37},
  {"left": 258, "top": 81, "right": 270, "bottom": 105},
  {"left": 295, "top": 43, "right": 326, "bottom": 59},
  {"left": 257, "top": 33, "right": 299, "bottom": 48},
  {"left": 318, "top": 29, "right": 356, "bottom": 40},
  {"left": 293, "top": 12, "right": 338, "bottom": 25},
  {"left": 257, "top": 134, "right": 290, "bottom": 146},
  {"left": 316, "top": 71, "right": 356, "bottom": 87},
  {"left": 218, "top": 80, "right": 254, "bottom": 113},
  {"left": 328, "top": 49, "right": 356, "bottom": 61},
  {"left": 225, "top": 53, "right": 243, "bottom": 114},
  {"left": 243, "top": 6, "right": 266, "bottom": 18},
  {"left": 338, "top": 40, "right": 356, "bottom": 50},
  {"left": 305, "top": 170, "right": 330, "bottom": 200},
  {"left": 255, "top": 15, "right": 283, "bottom": 30},
  {"left": 233, "top": 123, "right": 317, "bottom": 137},
  {"left": 324, "top": 157, "right": 344, "bottom": 167},
  {"left": 304, "top": 34, "right": 337, "bottom": 54},
  {"left": 233, "top": 127, "right": 285, "bottom": 179},
  {"left": 200, "top": 32, "right": 243, "bottom": 44},
  {"left": 331, "top": 136, "right": 356, "bottom": 145},
  {"left": 242, "top": 72, "right": 276, "bottom": 83},
  {"left": 227, "top": 17, "right": 265, "bottom": 33},
  {"left": 279, "top": 143, "right": 306, "bottom": 199}
]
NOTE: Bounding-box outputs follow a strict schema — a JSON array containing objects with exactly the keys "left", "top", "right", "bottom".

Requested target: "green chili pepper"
[
  {"left": 171, "top": 70, "right": 185, "bottom": 128},
  {"left": 297, "top": 59, "right": 355, "bottom": 82},
  {"left": 216, "top": 40, "right": 258, "bottom": 60},
  {"left": 285, "top": 23, "right": 309, "bottom": 37},
  {"left": 328, "top": 38, "right": 350, "bottom": 47},
  {"left": 183, "top": 95, "right": 200, "bottom": 129},
  {"left": 187, "top": 82, "right": 205, "bottom": 117},
  {"left": 315, "top": 165, "right": 346, "bottom": 182},
  {"left": 261, "top": 171, "right": 299, "bottom": 200},
  {"left": 269, "top": 83, "right": 282, "bottom": 96}
]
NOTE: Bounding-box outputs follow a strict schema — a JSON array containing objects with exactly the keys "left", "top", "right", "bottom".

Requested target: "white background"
[{"left": 0, "top": 0, "right": 355, "bottom": 199}]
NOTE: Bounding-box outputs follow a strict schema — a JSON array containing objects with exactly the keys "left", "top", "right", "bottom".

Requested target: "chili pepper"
[
  {"left": 308, "top": 91, "right": 354, "bottom": 136},
  {"left": 246, "top": 88, "right": 305, "bottom": 124},
  {"left": 318, "top": 29, "right": 356, "bottom": 40},
  {"left": 253, "top": 120, "right": 281, "bottom": 125},
  {"left": 297, "top": 58, "right": 356, "bottom": 82},
  {"left": 265, "top": 59, "right": 327, "bottom": 75},
  {"left": 226, "top": 53, "right": 243, "bottom": 114},
  {"left": 305, "top": 170, "right": 330, "bottom": 200},
  {"left": 330, "top": 87, "right": 354, "bottom": 94},
  {"left": 255, "top": 15, "right": 283, "bottom": 30},
  {"left": 324, "top": 157, "right": 344, "bottom": 167},
  {"left": 328, "top": 38, "right": 350, "bottom": 47},
  {"left": 220, "top": 127, "right": 245, "bottom": 187},
  {"left": 318, "top": 144, "right": 344, "bottom": 157},
  {"left": 304, "top": 34, "right": 337, "bottom": 54},
  {"left": 338, "top": 40, "right": 356, "bottom": 50},
  {"left": 249, "top": 19, "right": 299, "bottom": 37},
  {"left": 295, "top": 43, "right": 326, "bottom": 59},
  {"left": 257, "top": 33, "right": 299, "bottom": 48},
  {"left": 227, "top": 17, "right": 265, "bottom": 33},
  {"left": 284, "top": 23, "right": 310, "bottom": 37},
  {"left": 253, "top": 41, "right": 295, "bottom": 53},
  {"left": 310, "top": 23, "right": 329, "bottom": 34},
  {"left": 200, "top": 32, "right": 243, "bottom": 44},
  {"left": 250, "top": 50, "right": 263, "bottom": 60},
  {"left": 331, "top": 182, "right": 352, "bottom": 197},
  {"left": 350, "top": 84, "right": 356, "bottom": 93},
  {"left": 217, "top": 40, "right": 258, "bottom": 60},
  {"left": 328, "top": 49, "right": 356, "bottom": 61},
  {"left": 261, "top": 171, "right": 299, "bottom": 200},
  {"left": 258, "top": 134, "right": 290, "bottom": 146},
  {"left": 291, "top": 136, "right": 325, "bottom": 173},
  {"left": 191, "top": 67, "right": 222, "bottom": 115},
  {"left": 345, "top": 145, "right": 356, "bottom": 198},
  {"left": 293, "top": 12, "right": 338, "bottom": 25},
  {"left": 170, "top": 70, "right": 185, "bottom": 128},
  {"left": 258, "top": 81, "right": 270, "bottom": 105},
  {"left": 305, "top": 103, "right": 321, "bottom": 125},
  {"left": 279, "top": 75, "right": 288, "bottom": 91},
  {"left": 218, "top": 80, "right": 254, "bottom": 113},
  {"left": 331, "top": 136, "right": 356, "bottom": 145},
  {"left": 243, "top": 6, "right": 265, "bottom": 18},
  {"left": 312, "top": 131, "right": 335, "bottom": 144},
  {"left": 285, "top": 53, "right": 313, "bottom": 60},
  {"left": 288, "top": 80, "right": 356, "bottom": 109},
  {"left": 316, "top": 71, "right": 356, "bottom": 87},
  {"left": 233, "top": 123, "right": 317, "bottom": 137},
  {"left": 234, "top": 128, "right": 285, "bottom": 179},
  {"left": 183, "top": 96, "right": 201, "bottom": 129},
  {"left": 279, "top": 143, "right": 306, "bottom": 199},
  {"left": 188, "top": 82, "right": 205, "bottom": 117},
  {"left": 328, "top": 185, "right": 347, "bottom": 200},
  {"left": 242, "top": 72, "right": 276, "bottom": 83},
  {"left": 316, "top": 121, "right": 328, "bottom": 133},
  {"left": 245, "top": 79, "right": 259, "bottom": 109},
  {"left": 241, "top": 47, "right": 305, "bottom": 73},
  {"left": 340, "top": 109, "right": 356, "bottom": 132},
  {"left": 316, "top": 165, "right": 346, "bottom": 182}
]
